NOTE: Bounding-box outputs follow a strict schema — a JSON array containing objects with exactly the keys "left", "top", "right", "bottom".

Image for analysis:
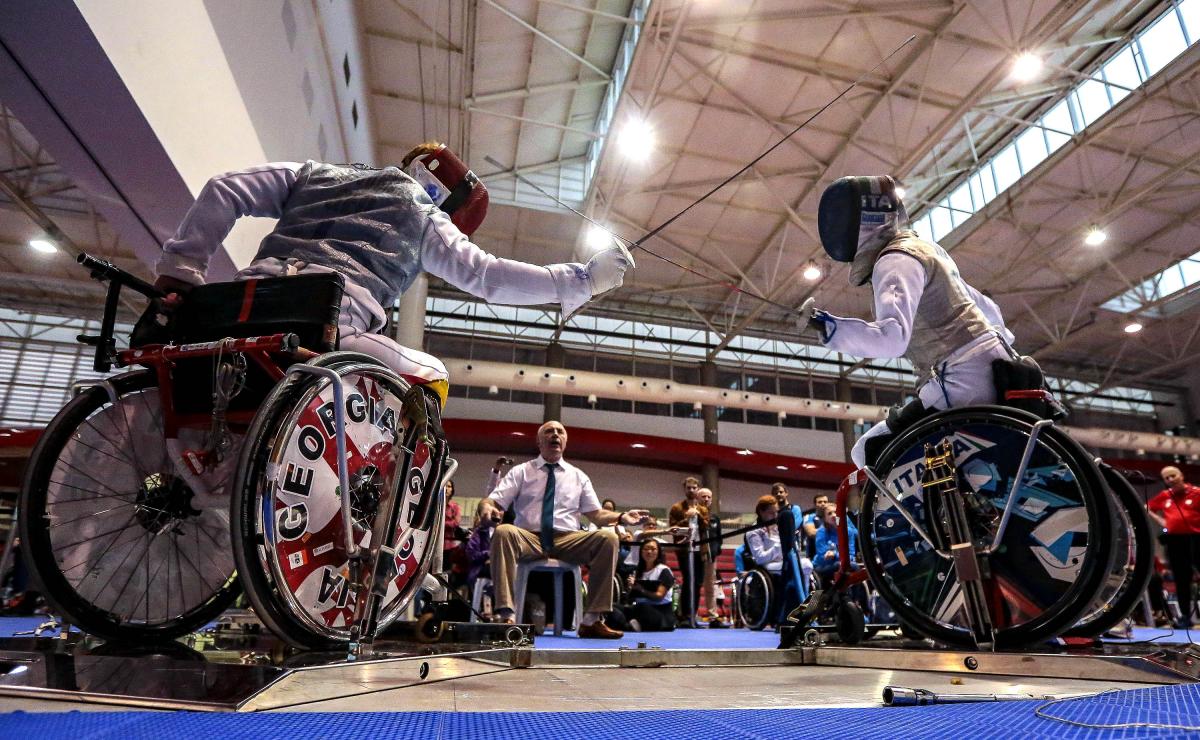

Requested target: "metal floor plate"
[{"left": 0, "top": 631, "right": 1196, "bottom": 713}]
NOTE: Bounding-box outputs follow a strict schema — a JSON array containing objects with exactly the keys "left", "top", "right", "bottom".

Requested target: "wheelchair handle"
[{"left": 78, "top": 252, "right": 162, "bottom": 298}]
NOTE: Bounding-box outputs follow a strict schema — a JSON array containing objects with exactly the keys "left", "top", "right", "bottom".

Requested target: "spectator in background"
[
  {"left": 1147, "top": 466, "right": 1200, "bottom": 629},
  {"left": 442, "top": 479, "right": 468, "bottom": 587},
  {"left": 481, "top": 420, "right": 651, "bottom": 638},
  {"left": 696, "top": 487, "right": 732, "bottom": 628},
  {"left": 608, "top": 539, "right": 677, "bottom": 632},
  {"left": 801, "top": 494, "right": 830, "bottom": 540},
  {"left": 746, "top": 495, "right": 785, "bottom": 628},
  {"left": 668, "top": 476, "right": 709, "bottom": 626},
  {"left": 465, "top": 499, "right": 501, "bottom": 620},
  {"left": 771, "top": 483, "right": 809, "bottom": 620},
  {"left": 814, "top": 506, "right": 857, "bottom": 587}
]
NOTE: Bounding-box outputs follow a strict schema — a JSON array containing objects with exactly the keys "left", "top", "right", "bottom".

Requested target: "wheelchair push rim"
[
  {"left": 736, "top": 569, "right": 773, "bottom": 630},
  {"left": 859, "top": 406, "right": 1112, "bottom": 648},
  {"left": 235, "top": 358, "right": 446, "bottom": 646}
]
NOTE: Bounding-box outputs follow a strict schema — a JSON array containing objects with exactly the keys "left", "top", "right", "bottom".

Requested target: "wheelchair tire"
[
  {"left": 232, "top": 354, "right": 446, "bottom": 649},
  {"left": 20, "top": 371, "right": 240, "bottom": 642},
  {"left": 1065, "top": 463, "right": 1154, "bottom": 637},
  {"left": 859, "top": 406, "right": 1112, "bottom": 648},
  {"left": 836, "top": 601, "right": 866, "bottom": 645},
  {"left": 736, "top": 569, "right": 774, "bottom": 630}
]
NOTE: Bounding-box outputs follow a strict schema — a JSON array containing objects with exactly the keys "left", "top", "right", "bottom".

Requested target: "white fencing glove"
[{"left": 586, "top": 240, "right": 636, "bottom": 297}]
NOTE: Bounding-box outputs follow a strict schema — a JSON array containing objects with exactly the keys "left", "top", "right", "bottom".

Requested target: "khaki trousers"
[{"left": 490, "top": 524, "right": 618, "bottom": 614}]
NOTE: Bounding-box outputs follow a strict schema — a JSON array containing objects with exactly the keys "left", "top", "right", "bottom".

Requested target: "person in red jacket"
[{"left": 1147, "top": 466, "right": 1200, "bottom": 629}]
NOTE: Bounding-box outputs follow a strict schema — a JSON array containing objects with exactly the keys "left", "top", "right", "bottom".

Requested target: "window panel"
[
  {"left": 1139, "top": 12, "right": 1188, "bottom": 76},
  {"left": 948, "top": 182, "right": 973, "bottom": 224},
  {"left": 929, "top": 204, "right": 953, "bottom": 241},
  {"left": 991, "top": 145, "right": 1021, "bottom": 192},
  {"left": 1075, "top": 79, "right": 1112, "bottom": 126},
  {"left": 1015, "top": 126, "right": 1049, "bottom": 174},
  {"left": 1102, "top": 47, "right": 1141, "bottom": 104},
  {"left": 968, "top": 173, "right": 984, "bottom": 209},
  {"left": 978, "top": 163, "right": 997, "bottom": 202},
  {"left": 1182, "top": 0, "right": 1200, "bottom": 43}
]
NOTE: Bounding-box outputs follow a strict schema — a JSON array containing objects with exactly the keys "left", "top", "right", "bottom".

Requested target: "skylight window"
[
  {"left": 911, "top": 1, "right": 1200, "bottom": 243},
  {"left": 1101, "top": 250, "right": 1200, "bottom": 316}
]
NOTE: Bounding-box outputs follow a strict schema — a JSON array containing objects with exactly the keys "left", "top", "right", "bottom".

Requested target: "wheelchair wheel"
[
  {"left": 735, "top": 569, "right": 774, "bottom": 630},
  {"left": 232, "top": 354, "right": 446, "bottom": 648},
  {"left": 836, "top": 601, "right": 865, "bottom": 645},
  {"left": 1066, "top": 463, "right": 1153, "bottom": 637},
  {"left": 20, "top": 371, "right": 239, "bottom": 642},
  {"left": 859, "top": 406, "right": 1112, "bottom": 648}
]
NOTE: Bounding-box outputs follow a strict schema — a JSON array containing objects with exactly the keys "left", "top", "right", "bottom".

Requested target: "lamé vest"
[
  {"left": 252, "top": 162, "right": 429, "bottom": 310},
  {"left": 879, "top": 232, "right": 991, "bottom": 384}
]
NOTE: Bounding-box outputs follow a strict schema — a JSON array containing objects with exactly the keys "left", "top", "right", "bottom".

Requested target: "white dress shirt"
[{"left": 487, "top": 456, "right": 601, "bottom": 533}]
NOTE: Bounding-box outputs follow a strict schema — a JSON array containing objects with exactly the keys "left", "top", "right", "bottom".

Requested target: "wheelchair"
[
  {"left": 18, "top": 254, "right": 454, "bottom": 651},
  {"left": 786, "top": 390, "right": 1153, "bottom": 650}
]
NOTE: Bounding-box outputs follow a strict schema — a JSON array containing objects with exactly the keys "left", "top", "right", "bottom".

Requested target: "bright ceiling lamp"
[
  {"left": 894, "top": 185, "right": 907, "bottom": 200},
  {"left": 1084, "top": 226, "right": 1107, "bottom": 246},
  {"left": 28, "top": 238, "right": 57, "bottom": 254},
  {"left": 616, "top": 117, "right": 653, "bottom": 159},
  {"left": 802, "top": 262, "right": 822, "bottom": 281},
  {"left": 1124, "top": 322, "right": 1143, "bottom": 334},
  {"left": 1011, "top": 52, "right": 1043, "bottom": 81},
  {"left": 585, "top": 224, "right": 615, "bottom": 253}
]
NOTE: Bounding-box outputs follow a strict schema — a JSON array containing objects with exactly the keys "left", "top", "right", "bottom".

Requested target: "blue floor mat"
[
  {"left": 2, "top": 684, "right": 1199, "bottom": 738},
  {"left": 0, "top": 616, "right": 78, "bottom": 638}
]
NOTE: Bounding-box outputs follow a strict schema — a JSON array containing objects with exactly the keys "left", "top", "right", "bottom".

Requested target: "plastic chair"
[
  {"left": 514, "top": 558, "right": 584, "bottom": 636},
  {"left": 469, "top": 577, "right": 492, "bottom": 623}
]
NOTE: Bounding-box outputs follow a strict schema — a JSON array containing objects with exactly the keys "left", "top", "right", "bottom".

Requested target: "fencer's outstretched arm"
[
  {"left": 419, "top": 208, "right": 593, "bottom": 316},
  {"left": 817, "top": 252, "right": 925, "bottom": 358},
  {"left": 156, "top": 163, "right": 303, "bottom": 285}
]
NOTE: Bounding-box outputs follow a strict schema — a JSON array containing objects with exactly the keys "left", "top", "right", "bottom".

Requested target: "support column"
[
  {"left": 700, "top": 360, "right": 720, "bottom": 505},
  {"left": 836, "top": 378, "right": 857, "bottom": 464},
  {"left": 543, "top": 341, "right": 565, "bottom": 422},
  {"left": 392, "top": 274, "right": 428, "bottom": 350}
]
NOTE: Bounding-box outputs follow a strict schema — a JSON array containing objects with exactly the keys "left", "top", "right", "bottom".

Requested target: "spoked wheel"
[
  {"left": 859, "top": 406, "right": 1113, "bottom": 648},
  {"left": 232, "top": 354, "right": 448, "bottom": 649},
  {"left": 1066, "top": 463, "right": 1154, "bottom": 637},
  {"left": 20, "top": 371, "right": 239, "bottom": 642},
  {"left": 736, "top": 569, "right": 773, "bottom": 631}
]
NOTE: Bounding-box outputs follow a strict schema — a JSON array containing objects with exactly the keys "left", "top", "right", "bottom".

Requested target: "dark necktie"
[{"left": 540, "top": 462, "right": 558, "bottom": 553}]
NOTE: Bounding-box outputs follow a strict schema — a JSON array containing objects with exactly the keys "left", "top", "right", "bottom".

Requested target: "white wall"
[{"left": 76, "top": 0, "right": 372, "bottom": 269}]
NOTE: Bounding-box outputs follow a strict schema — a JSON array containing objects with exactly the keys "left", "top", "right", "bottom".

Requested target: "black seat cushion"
[{"left": 173, "top": 272, "right": 344, "bottom": 352}]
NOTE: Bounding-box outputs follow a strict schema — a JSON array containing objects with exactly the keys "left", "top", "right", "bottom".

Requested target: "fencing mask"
[
  {"left": 817, "top": 175, "right": 908, "bottom": 285},
  {"left": 404, "top": 144, "right": 489, "bottom": 236}
]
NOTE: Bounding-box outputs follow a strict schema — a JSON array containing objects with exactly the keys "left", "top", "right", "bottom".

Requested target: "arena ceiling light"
[
  {"left": 28, "top": 238, "right": 57, "bottom": 254},
  {"left": 585, "top": 224, "right": 615, "bottom": 253},
  {"left": 1011, "top": 52, "right": 1043, "bottom": 81},
  {"left": 616, "top": 117, "right": 653, "bottom": 159},
  {"left": 1084, "top": 226, "right": 1107, "bottom": 246},
  {"left": 802, "top": 262, "right": 822, "bottom": 281},
  {"left": 894, "top": 185, "right": 907, "bottom": 200},
  {"left": 1124, "top": 321, "right": 1143, "bottom": 334}
]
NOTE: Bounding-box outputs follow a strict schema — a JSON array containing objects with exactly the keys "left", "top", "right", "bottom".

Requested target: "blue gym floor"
[{"left": 2, "top": 684, "right": 1199, "bottom": 738}]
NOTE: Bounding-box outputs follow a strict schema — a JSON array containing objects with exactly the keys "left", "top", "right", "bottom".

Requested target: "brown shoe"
[{"left": 577, "top": 620, "right": 624, "bottom": 639}]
